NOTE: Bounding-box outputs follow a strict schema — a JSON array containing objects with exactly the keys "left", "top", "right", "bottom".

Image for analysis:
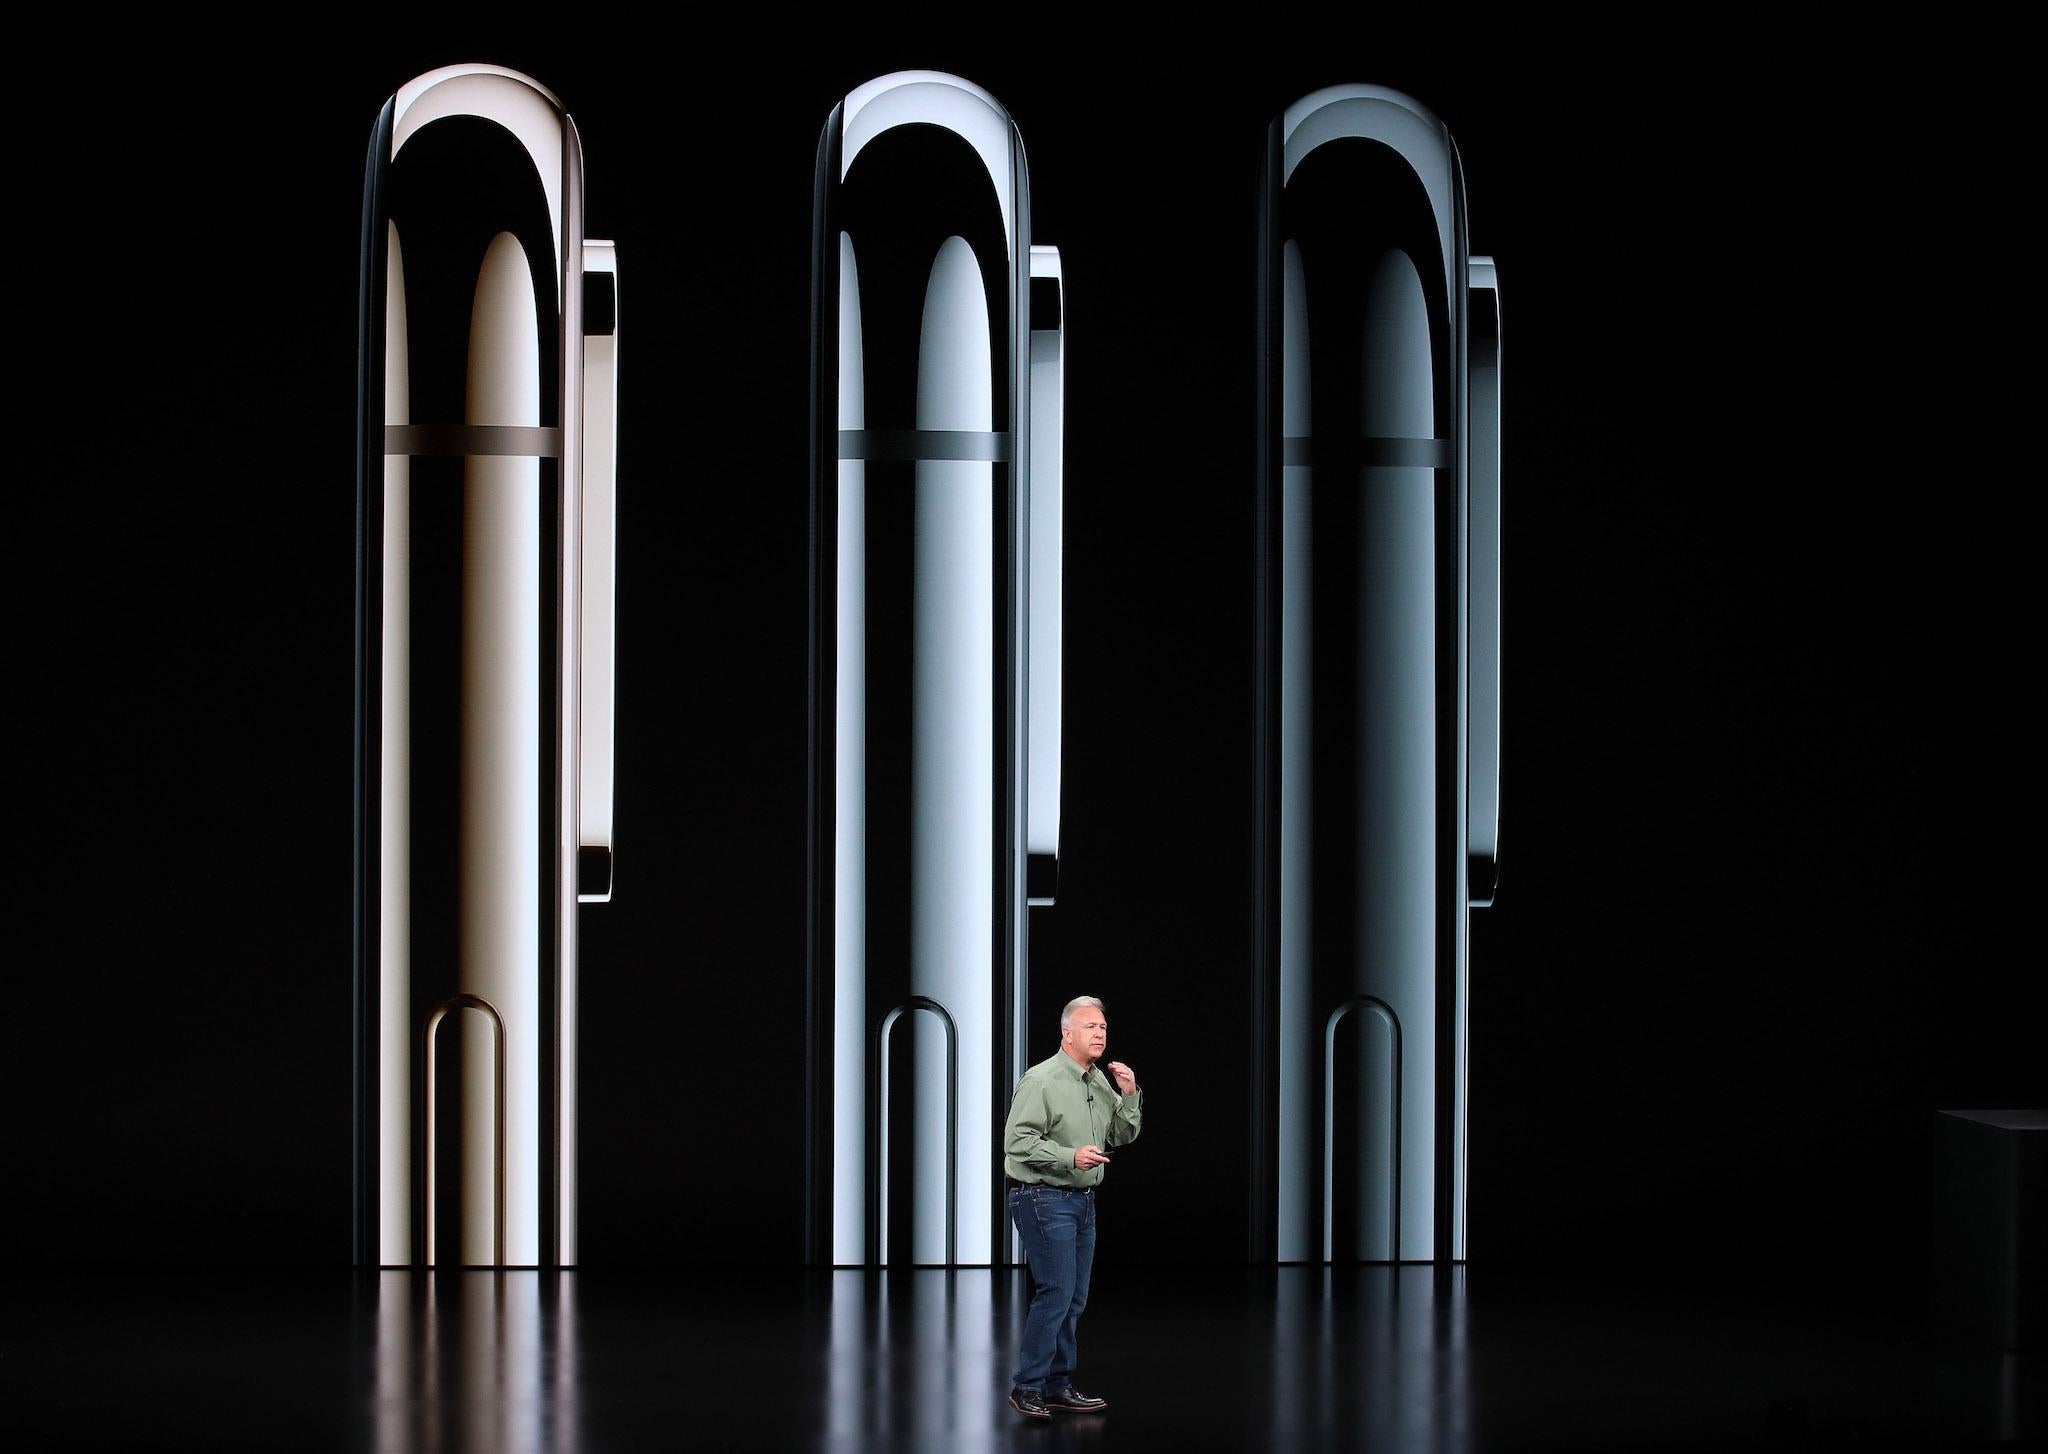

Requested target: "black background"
[{"left": 14, "top": 17, "right": 2039, "bottom": 1271}]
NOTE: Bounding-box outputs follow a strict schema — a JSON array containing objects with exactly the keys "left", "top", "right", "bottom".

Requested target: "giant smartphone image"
[
  {"left": 354, "top": 64, "right": 618, "bottom": 1268},
  {"left": 804, "top": 72, "right": 1063, "bottom": 1267},
  {"left": 1251, "top": 85, "right": 1501, "bottom": 1264}
]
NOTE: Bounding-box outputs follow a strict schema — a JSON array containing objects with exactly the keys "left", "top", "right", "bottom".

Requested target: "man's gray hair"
[{"left": 1060, "top": 996, "right": 1106, "bottom": 1031}]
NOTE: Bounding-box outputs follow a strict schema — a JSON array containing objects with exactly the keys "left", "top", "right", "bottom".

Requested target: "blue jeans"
[{"left": 1008, "top": 1184, "right": 1096, "bottom": 1392}]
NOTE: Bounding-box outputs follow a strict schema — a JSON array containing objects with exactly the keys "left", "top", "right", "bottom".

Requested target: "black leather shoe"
[
  {"left": 1008, "top": 1387, "right": 1051, "bottom": 1420},
  {"left": 1045, "top": 1383, "right": 1108, "bottom": 1413}
]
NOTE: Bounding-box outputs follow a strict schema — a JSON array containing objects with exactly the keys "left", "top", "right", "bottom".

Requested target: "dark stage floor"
[{"left": 2, "top": 1263, "right": 2036, "bottom": 1451}]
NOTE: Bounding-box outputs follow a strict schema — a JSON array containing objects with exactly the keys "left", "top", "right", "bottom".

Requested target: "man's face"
[{"left": 1063, "top": 1006, "right": 1107, "bottom": 1065}]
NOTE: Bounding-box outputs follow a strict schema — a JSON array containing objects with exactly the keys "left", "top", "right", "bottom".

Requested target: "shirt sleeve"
[
  {"left": 1004, "top": 1079, "right": 1074, "bottom": 1173},
  {"left": 1107, "top": 1085, "right": 1143, "bottom": 1146}
]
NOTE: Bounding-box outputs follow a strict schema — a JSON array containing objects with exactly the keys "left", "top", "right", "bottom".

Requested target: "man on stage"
[{"left": 1000, "top": 995, "right": 1143, "bottom": 1419}]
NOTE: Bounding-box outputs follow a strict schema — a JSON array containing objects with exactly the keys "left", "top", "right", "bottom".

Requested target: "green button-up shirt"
[{"left": 1002, "top": 1050, "right": 1143, "bottom": 1188}]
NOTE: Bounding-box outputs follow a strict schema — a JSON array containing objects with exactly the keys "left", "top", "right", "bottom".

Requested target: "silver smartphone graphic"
[
  {"left": 1252, "top": 85, "right": 1500, "bottom": 1263},
  {"left": 805, "top": 72, "right": 1062, "bottom": 1267},
  {"left": 354, "top": 64, "right": 617, "bottom": 1268}
]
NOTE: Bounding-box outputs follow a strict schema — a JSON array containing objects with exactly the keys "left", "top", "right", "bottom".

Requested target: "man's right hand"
[{"left": 1074, "top": 1145, "right": 1111, "bottom": 1169}]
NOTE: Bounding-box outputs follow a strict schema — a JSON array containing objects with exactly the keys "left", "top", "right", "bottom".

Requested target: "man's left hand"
[{"left": 1108, "top": 1061, "right": 1137, "bottom": 1096}]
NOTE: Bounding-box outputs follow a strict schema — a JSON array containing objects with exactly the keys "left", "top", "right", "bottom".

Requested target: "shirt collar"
[{"left": 1055, "top": 1049, "right": 1096, "bottom": 1080}]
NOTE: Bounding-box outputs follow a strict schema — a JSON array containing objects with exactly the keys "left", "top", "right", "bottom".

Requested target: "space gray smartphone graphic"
[
  {"left": 1251, "top": 85, "right": 1501, "bottom": 1264},
  {"left": 805, "top": 72, "right": 1063, "bottom": 1268},
  {"left": 354, "top": 64, "right": 618, "bottom": 1268}
]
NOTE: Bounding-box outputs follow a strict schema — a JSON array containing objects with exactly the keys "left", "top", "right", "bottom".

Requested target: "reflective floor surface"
[{"left": 3, "top": 1263, "right": 2038, "bottom": 1451}]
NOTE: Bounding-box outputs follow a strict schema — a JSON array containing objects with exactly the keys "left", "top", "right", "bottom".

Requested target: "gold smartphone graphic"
[{"left": 354, "top": 65, "right": 618, "bottom": 1269}]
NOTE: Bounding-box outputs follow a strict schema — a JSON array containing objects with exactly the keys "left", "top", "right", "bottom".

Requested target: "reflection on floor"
[{"left": 4, "top": 1263, "right": 2038, "bottom": 1450}]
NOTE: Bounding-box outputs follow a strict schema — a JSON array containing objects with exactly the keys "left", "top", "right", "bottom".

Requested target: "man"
[{"left": 1001, "top": 995, "right": 1142, "bottom": 1420}]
